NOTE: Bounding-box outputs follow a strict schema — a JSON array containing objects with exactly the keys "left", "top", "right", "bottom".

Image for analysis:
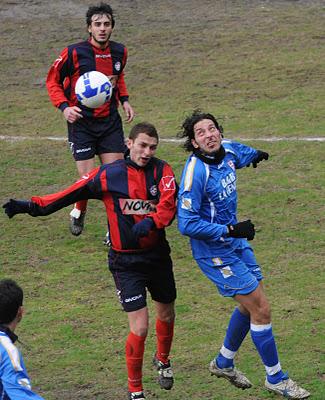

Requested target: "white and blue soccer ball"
[{"left": 75, "top": 71, "right": 113, "bottom": 108}]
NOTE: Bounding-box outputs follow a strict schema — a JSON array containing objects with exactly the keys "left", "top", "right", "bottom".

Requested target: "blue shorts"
[
  {"left": 196, "top": 245, "right": 263, "bottom": 297},
  {"left": 68, "top": 112, "right": 126, "bottom": 161},
  {"left": 108, "top": 247, "right": 177, "bottom": 312}
]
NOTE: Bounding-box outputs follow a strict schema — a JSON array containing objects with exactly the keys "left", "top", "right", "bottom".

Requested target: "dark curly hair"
[
  {"left": 86, "top": 3, "right": 115, "bottom": 28},
  {"left": 178, "top": 110, "right": 223, "bottom": 152}
]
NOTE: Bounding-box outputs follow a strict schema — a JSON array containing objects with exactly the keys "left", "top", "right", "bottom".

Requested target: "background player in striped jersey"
[
  {"left": 177, "top": 110, "right": 310, "bottom": 399},
  {"left": 47, "top": 3, "right": 135, "bottom": 238},
  {"left": 3, "top": 123, "right": 177, "bottom": 400},
  {"left": 0, "top": 279, "right": 45, "bottom": 400}
]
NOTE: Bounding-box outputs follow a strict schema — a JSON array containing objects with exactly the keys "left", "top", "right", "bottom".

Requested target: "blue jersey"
[
  {"left": 0, "top": 330, "right": 44, "bottom": 400},
  {"left": 177, "top": 140, "right": 258, "bottom": 260}
]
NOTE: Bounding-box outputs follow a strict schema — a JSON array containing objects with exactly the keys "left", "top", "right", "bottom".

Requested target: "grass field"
[{"left": 0, "top": 1, "right": 324, "bottom": 399}]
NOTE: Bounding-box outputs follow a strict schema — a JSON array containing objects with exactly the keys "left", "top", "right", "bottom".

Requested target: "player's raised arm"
[{"left": 3, "top": 167, "right": 102, "bottom": 219}]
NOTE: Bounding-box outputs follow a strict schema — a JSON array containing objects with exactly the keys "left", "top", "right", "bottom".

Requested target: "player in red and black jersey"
[
  {"left": 46, "top": 3, "right": 135, "bottom": 238},
  {"left": 4, "top": 123, "right": 176, "bottom": 400}
]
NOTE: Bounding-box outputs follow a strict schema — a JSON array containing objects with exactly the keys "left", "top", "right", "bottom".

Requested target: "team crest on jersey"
[
  {"left": 228, "top": 160, "right": 235, "bottom": 171},
  {"left": 161, "top": 176, "right": 176, "bottom": 191},
  {"left": 119, "top": 198, "right": 156, "bottom": 215},
  {"left": 150, "top": 185, "right": 157, "bottom": 196},
  {"left": 181, "top": 197, "right": 192, "bottom": 210},
  {"left": 114, "top": 61, "right": 121, "bottom": 71}
]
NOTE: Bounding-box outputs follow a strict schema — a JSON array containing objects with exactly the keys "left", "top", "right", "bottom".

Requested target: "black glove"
[
  {"left": 247, "top": 150, "right": 269, "bottom": 168},
  {"left": 132, "top": 218, "right": 154, "bottom": 240},
  {"left": 228, "top": 219, "right": 255, "bottom": 241},
  {"left": 3, "top": 199, "right": 32, "bottom": 219}
]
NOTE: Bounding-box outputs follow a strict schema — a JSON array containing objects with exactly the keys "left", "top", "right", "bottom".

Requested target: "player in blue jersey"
[
  {"left": 0, "top": 279, "right": 45, "bottom": 400},
  {"left": 177, "top": 110, "right": 310, "bottom": 399}
]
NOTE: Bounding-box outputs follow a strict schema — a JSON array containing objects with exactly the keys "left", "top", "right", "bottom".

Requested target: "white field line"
[{"left": 0, "top": 135, "right": 324, "bottom": 143}]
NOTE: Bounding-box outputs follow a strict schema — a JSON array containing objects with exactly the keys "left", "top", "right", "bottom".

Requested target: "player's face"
[
  {"left": 128, "top": 133, "right": 158, "bottom": 167},
  {"left": 88, "top": 14, "right": 113, "bottom": 48},
  {"left": 191, "top": 119, "right": 222, "bottom": 155}
]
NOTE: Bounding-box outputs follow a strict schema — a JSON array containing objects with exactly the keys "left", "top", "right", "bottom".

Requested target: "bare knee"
[
  {"left": 132, "top": 326, "right": 148, "bottom": 337},
  {"left": 253, "top": 301, "right": 271, "bottom": 324},
  {"left": 156, "top": 302, "right": 175, "bottom": 323}
]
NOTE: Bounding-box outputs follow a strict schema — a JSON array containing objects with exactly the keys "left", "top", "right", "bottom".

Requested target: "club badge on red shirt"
[{"left": 161, "top": 176, "right": 176, "bottom": 191}]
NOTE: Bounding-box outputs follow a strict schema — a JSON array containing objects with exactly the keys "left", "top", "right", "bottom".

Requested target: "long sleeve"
[
  {"left": 46, "top": 47, "right": 71, "bottom": 110},
  {"left": 29, "top": 167, "right": 102, "bottom": 216},
  {"left": 177, "top": 156, "right": 228, "bottom": 241},
  {"left": 148, "top": 163, "right": 177, "bottom": 229}
]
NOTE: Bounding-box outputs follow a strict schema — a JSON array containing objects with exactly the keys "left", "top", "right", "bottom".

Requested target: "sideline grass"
[
  {"left": 0, "top": 0, "right": 324, "bottom": 138},
  {"left": 0, "top": 0, "right": 324, "bottom": 398},
  {"left": 0, "top": 139, "right": 324, "bottom": 399}
]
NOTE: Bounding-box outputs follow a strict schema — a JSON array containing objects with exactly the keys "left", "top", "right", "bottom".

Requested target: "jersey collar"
[
  {"left": 193, "top": 145, "right": 226, "bottom": 165},
  {"left": 0, "top": 325, "right": 18, "bottom": 343}
]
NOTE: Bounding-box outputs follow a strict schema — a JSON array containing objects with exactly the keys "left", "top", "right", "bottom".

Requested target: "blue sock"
[
  {"left": 216, "top": 308, "right": 250, "bottom": 369},
  {"left": 250, "top": 323, "right": 286, "bottom": 384}
]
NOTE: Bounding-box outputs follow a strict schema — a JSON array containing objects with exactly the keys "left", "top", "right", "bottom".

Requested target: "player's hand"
[
  {"left": 132, "top": 218, "right": 154, "bottom": 239},
  {"left": 3, "top": 199, "right": 32, "bottom": 218},
  {"left": 247, "top": 151, "right": 269, "bottom": 168},
  {"left": 228, "top": 220, "right": 255, "bottom": 241},
  {"left": 63, "top": 106, "right": 83, "bottom": 123},
  {"left": 122, "top": 101, "right": 135, "bottom": 123}
]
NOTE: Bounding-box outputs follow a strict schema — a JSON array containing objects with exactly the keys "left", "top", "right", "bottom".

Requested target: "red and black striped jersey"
[
  {"left": 29, "top": 157, "right": 177, "bottom": 253},
  {"left": 46, "top": 39, "right": 129, "bottom": 118}
]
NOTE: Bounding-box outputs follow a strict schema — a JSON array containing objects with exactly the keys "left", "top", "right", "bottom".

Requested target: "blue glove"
[
  {"left": 3, "top": 199, "right": 32, "bottom": 218},
  {"left": 132, "top": 218, "right": 154, "bottom": 240}
]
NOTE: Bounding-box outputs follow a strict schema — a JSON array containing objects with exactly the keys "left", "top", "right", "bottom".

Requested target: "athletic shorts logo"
[
  {"left": 220, "top": 266, "right": 233, "bottom": 278},
  {"left": 124, "top": 294, "right": 143, "bottom": 303},
  {"left": 212, "top": 257, "right": 223, "bottom": 266},
  {"left": 114, "top": 61, "right": 121, "bottom": 71},
  {"left": 161, "top": 176, "right": 176, "bottom": 191},
  {"left": 119, "top": 198, "right": 157, "bottom": 215},
  {"left": 76, "top": 147, "right": 91, "bottom": 154}
]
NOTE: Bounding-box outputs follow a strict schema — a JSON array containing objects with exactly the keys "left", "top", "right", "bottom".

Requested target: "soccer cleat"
[
  {"left": 153, "top": 354, "right": 174, "bottom": 390},
  {"left": 265, "top": 377, "right": 310, "bottom": 399},
  {"left": 209, "top": 359, "right": 252, "bottom": 389},
  {"left": 69, "top": 209, "right": 86, "bottom": 236},
  {"left": 128, "top": 391, "right": 146, "bottom": 400}
]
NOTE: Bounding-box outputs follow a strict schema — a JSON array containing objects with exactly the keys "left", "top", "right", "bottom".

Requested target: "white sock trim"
[
  {"left": 250, "top": 323, "right": 272, "bottom": 332},
  {"left": 220, "top": 345, "right": 236, "bottom": 359},
  {"left": 70, "top": 208, "right": 81, "bottom": 218},
  {"left": 265, "top": 362, "right": 282, "bottom": 376}
]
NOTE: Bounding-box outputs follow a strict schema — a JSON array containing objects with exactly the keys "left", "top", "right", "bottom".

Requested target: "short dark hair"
[
  {"left": 86, "top": 3, "right": 115, "bottom": 28},
  {"left": 178, "top": 110, "right": 223, "bottom": 152},
  {"left": 0, "top": 279, "right": 23, "bottom": 324},
  {"left": 129, "top": 122, "right": 159, "bottom": 142}
]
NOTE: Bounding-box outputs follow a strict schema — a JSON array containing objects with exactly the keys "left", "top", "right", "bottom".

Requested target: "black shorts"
[
  {"left": 67, "top": 112, "right": 126, "bottom": 161},
  {"left": 108, "top": 248, "right": 177, "bottom": 312}
]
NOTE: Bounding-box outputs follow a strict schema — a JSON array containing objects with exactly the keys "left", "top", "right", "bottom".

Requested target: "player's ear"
[
  {"left": 16, "top": 306, "right": 24, "bottom": 323},
  {"left": 191, "top": 138, "right": 199, "bottom": 149},
  {"left": 126, "top": 138, "right": 133, "bottom": 150}
]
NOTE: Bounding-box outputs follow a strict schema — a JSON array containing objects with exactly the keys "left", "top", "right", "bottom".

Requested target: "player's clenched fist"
[
  {"left": 227, "top": 220, "right": 255, "bottom": 241},
  {"left": 3, "top": 199, "right": 32, "bottom": 218}
]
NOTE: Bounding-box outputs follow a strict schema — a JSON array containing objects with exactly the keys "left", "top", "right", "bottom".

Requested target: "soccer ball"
[{"left": 75, "top": 71, "right": 113, "bottom": 108}]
